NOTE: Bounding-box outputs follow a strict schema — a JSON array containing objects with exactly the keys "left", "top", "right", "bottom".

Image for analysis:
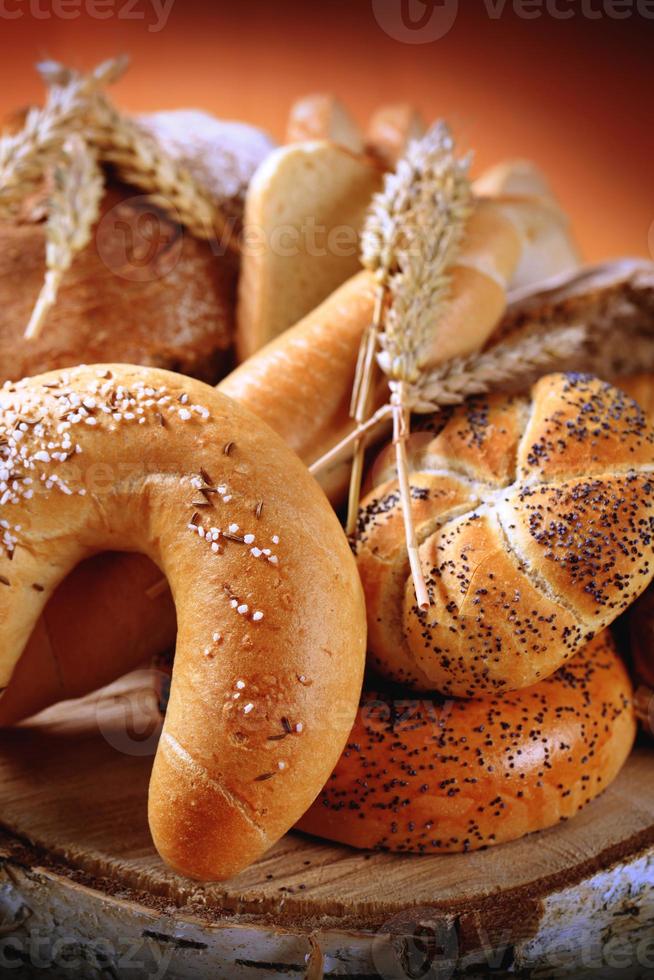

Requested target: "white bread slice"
[
  {"left": 285, "top": 94, "right": 363, "bottom": 154},
  {"left": 365, "top": 103, "right": 426, "bottom": 169},
  {"left": 236, "top": 141, "right": 382, "bottom": 361}
]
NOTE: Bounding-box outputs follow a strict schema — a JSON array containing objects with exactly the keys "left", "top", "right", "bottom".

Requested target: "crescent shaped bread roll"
[
  {"left": 0, "top": 365, "right": 366, "bottom": 880},
  {"left": 356, "top": 374, "right": 654, "bottom": 696},
  {"left": 297, "top": 631, "right": 635, "bottom": 853}
]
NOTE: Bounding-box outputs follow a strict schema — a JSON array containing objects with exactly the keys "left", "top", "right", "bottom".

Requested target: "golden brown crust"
[
  {"left": 0, "top": 184, "right": 236, "bottom": 385},
  {"left": 0, "top": 365, "right": 366, "bottom": 880},
  {"left": 297, "top": 632, "right": 635, "bottom": 853},
  {"left": 226, "top": 270, "right": 381, "bottom": 499},
  {"left": 364, "top": 103, "right": 425, "bottom": 169},
  {"left": 357, "top": 374, "right": 654, "bottom": 695}
]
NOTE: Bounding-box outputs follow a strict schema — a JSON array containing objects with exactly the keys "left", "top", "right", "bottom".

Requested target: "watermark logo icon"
[
  {"left": 372, "top": 0, "right": 459, "bottom": 43},
  {"left": 96, "top": 195, "right": 183, "bottom": 283},
  {"left": 95, "top": 670, "right": 164, "bottom": 757},
  {"left": 372, "top": 907, "right": 458, "bottom": 979}
]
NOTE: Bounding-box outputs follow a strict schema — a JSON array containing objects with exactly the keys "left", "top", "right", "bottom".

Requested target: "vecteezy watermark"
[
  {"left": 372, "top": 907, "right": 459, "bottom": 979},
  {"left": 0, "top": 932, "right": 173, "bottom": 978},
  {"left": 483, "top": 0, "right": 654, "bottom": 19},
  {"left": 96, "top": 195, "right": 184, "bottom": 283},
  {"left": 95, "top": 669, "right": 165, "bottom": 756},
  {"left": 372, "top": 0, "right": 654, "bottom": 42},
  {"left": 372, "top": 0, "right": 459, "bottom": 43},
  {"left": 0, "top": 0, "right": 175, "bottom": 32},
  {"left": 97, "top": 194, "right": 363, "bottom": 279}
]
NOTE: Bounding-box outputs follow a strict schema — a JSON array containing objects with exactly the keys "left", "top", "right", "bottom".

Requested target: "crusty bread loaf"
[
  {"left": 364, "top": 103, "right": 426, "bottom": 169},
  {"left": 0, "top": 184, "right": 236, "bottom": 384},
  {"left": 356, "top": 373, "right": 654, "bottom": 695},
  {"left": 236, "top": 141, "right": 383, "bottom": 360},
  {"left": 297, "top": 631, "right": 635, "bottom": 852},
  {"left": 285, "top": 94, "right": 364, "bottom": 153},
  {"left": 1, "top": 110, "right": 275, "bottom": 385},
  {"left": 474, "top": 159, "right": 580, "bottom": 290},
  {"left": 0, "top": 365, "right": 366, "bottom": 880}
]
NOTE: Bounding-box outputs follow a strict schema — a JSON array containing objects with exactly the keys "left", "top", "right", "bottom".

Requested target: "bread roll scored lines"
[
  {"left": 356, "top": 374, "right": 654, "bottom": 695},
  {"left": 297, "top": 631, "right": 635, "bottom": 853},
  {"left": 0, "top": 365, "right": 366, "bottom": 880}
]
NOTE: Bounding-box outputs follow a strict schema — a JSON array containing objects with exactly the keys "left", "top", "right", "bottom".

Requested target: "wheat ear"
[
  {"left": 0, "top": 58, "right": 125, "bottom": 216},
  {"left": 90, "top": 96, "right": 236, "bottom": 248},
  {"left": 309, "top": 323, "right": 588, "bottom": 471},
  {"left": 25, "top": 135, "right": 103, "bottom": 340}
]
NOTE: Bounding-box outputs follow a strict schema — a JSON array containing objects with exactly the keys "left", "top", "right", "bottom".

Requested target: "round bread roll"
[
  {"left": 297, "top": 631, "right": 635, "bottom": 853},
  {"left": 0, "top": 365, "right": 366, "bottom": 881},
  {"left": 357, "top": 373, "right": 654, "bottom": 696}
]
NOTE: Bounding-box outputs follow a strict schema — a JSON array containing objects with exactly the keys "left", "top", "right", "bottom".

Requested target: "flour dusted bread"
[
  {"left": 0, "top": 365, "right": 366, "bottom": 880},
  {"left": 357, "top": 373, "right": 654, "bottom": 695},
  {"left": 0, "top": 185, "right": 236, "bottom": 384},
  {"left": 0, "top": 109, "right": 274, "bottom": 384},
  {"left": 297, "top": 631, "right": 635, "bottom": 852}
]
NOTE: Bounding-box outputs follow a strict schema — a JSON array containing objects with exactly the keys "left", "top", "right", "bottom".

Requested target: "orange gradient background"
[{"left": 1, "top": 0, "right": 652, "bottom": 262}]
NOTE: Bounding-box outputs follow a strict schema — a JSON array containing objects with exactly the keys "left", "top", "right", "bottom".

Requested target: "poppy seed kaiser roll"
[
  {"left": 297, "top": 631, "right": 635, "bottom": 853},
  {"left": 356, "top": 373, "right": 654, "bottom": 696}
]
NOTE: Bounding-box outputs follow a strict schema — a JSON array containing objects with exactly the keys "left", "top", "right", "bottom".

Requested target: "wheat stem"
[
  {"left": 391, "top": 382, "right": 429, "bottom": 609},
  {"left": 25, "top": 135, "right": 103, "bottom": 340},
  {"left": 309, "top": 404, "right": 394, "bottom": 479},
  {"left": 346, "top": 284, "right": 386, "bottom": 534}
]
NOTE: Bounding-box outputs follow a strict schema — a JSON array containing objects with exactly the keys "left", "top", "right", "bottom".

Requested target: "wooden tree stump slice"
[{"left": 0, "top": 671, "right": 652, "bottom": 978}]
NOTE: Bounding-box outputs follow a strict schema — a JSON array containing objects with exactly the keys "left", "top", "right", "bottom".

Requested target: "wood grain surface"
[{"left": 0, "top": 669, "right": 652, "bottom": 936}]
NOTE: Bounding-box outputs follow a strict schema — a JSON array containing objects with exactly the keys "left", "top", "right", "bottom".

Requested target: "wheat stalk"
[
  {"left": 89, "top": 96, "right": 234, "bottom": 246},
  {"left": 25, "top": 135, "right": 103, "bottom": 339},
  {"left": 0, "top": 58, "right": 125, "bottom": 216},
  {"left": 342, "top": 122, "right": 473, "bottom": 608},
  {"left": 414, "top": 324, "right": 587, "bottom": 409},
  {"left": 310, "top": 324, "right": 585, "bottom": 468},
  {"left": 3, "top": 56, "right": 240, "bottom": 342},
  {"left": 35, "top": 59, "right": 233, "bottom": 246}
]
